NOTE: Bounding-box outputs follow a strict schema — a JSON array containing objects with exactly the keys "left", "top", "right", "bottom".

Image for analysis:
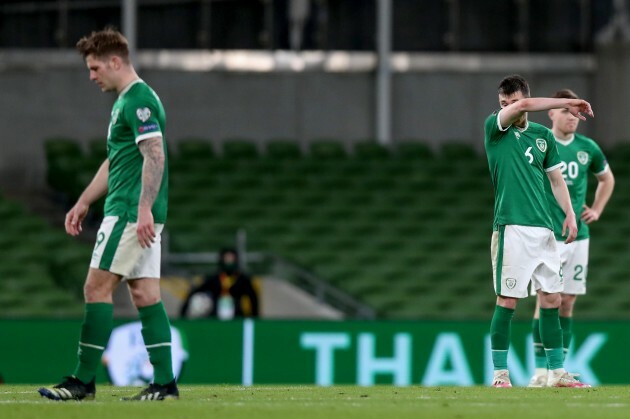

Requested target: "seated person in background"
[{"left": 180, "top": 248, "right": 259, "bottom": 319}]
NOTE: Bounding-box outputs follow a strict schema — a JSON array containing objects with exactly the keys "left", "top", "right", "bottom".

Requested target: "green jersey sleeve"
[
  {"left": 484, "top": 111, "right": 509, "bottom": 143},
  {"left": 543, "top": 132, "right": 562, "bottom": 171},
  {"left": 123, "top": 95, "right": 164, "bottom": 144},
  {"left": 589, "top": 142, "right": 609, "bottom": 176}
]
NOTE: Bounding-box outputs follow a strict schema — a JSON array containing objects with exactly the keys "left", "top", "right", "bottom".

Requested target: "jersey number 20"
[{"left": 559, "top": 161, "right": 579, "bottom": 180}]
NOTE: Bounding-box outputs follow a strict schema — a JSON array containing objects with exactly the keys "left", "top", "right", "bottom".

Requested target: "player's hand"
[
  {"left": 581, "top": 204, "right": 600, "bottom": 224},
  {"left": 562, "top": 212, "right": 578, "bottom": 244},
  {"left": 136, "top": 206, "right": 156, "bottom": 248},
  {"left": 567, "top": 99, "right": 594, "bottom": 121},
  {"left": 65, "top": 200, "right": 89, "bottom": 236}
]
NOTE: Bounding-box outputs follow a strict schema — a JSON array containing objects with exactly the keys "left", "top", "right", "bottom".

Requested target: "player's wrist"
[
  {"left": 137, "top": 204, "right": 154, "bottom": 216},
  {"left": 76, "top": 196, "right": 92, "bottom": 208}
]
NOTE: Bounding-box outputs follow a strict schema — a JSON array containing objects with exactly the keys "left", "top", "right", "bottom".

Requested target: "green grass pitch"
[{"left": 2, "top": 385, "right": 630, "bottom": 419}]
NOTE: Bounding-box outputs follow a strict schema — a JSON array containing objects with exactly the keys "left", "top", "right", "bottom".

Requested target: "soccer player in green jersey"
[
  {"left": 485, "top": 75, "right": 593, "bottom": 388},
  {"left": 38, "top": 28, "right": 178, "bottom": 401},
  {"left": 528, "top": 89, "right": 615, "bottom": 387}
]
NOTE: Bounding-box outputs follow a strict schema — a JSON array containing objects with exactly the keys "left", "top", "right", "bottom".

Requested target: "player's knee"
[
  {"left": 128, "top": 284, "right": 161, "bottom": 308},
  {"left": 496, "top": 295, "right": 517, "bottom": 309},
  {"left": 539, "top": 292, "right": 561, "bottom": 308},
  {"left": 83, "top": 280, "right": 112, "bottom": 303},
  {"left": 131, "top": 293, "right": 160, "bottom": 308}
]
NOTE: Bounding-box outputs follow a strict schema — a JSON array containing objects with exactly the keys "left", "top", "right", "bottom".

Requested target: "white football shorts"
[
  {"left": 90, "top": 215, "right": 164, "bottom": 280},
  {"left": 491, "top": 225, "right": 563, "bottom": 298},
  {"left": 529, "top": 238, "right": 589, "bottom": 296}
]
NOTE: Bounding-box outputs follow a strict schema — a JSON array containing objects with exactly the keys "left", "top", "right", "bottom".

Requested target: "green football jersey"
[
  {"left": 484, "top": 111, "right": 562, "bottom": 230},
  {"left": 104, "top": 79, "right": 168, "bottom": 223},
  {"left": 545, "top": 133, "right": 608, "bottom": 241}
]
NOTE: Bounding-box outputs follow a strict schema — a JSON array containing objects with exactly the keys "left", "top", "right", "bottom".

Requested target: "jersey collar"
[
  {"left": 118, "top": 78, "right": 143, "bottom": 97},
  {"left": 514, "top": 121, "right": 529, "bottom": 132},
  {"left": 554, "top": 134, "right": 575, "bottom": 146}
]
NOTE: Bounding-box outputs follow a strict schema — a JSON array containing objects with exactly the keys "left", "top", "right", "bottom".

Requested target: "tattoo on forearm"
[{"left": 138, "top": 137, "right": 165, "bottom": 208}]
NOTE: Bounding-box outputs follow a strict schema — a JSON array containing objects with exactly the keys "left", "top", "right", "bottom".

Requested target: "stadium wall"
[
  {"left": 0, "top": 319, "right": 622, "bottom": 386},
  {"left": 0, "top": 51, "right": 596, "bottom": 189}
]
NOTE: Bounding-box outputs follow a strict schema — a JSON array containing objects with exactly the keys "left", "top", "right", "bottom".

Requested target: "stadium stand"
[
  {"left": 41, "top": 137, "right": 629, "bottom": 319},
  {"left": 0, "top": 193, "right": 86, "bottom": 317}
]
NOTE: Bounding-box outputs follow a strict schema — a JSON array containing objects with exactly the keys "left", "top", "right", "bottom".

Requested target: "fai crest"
[
  {"left": 136, "top": 107, "right": 151, "bottom": 122},
  {"left": 505, "top": 278, "right": 517, "bottom": 289},
  {"left": 577, "top": 151, "right": 589, "bottom": 165},
  {"left": 535, "top": 138, "right": 547, "bottom": 152}
]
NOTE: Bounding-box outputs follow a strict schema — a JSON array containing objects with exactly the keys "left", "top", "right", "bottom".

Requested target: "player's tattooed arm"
[{"left": 138, "top": 137, "right": 165, "bottom": 209}]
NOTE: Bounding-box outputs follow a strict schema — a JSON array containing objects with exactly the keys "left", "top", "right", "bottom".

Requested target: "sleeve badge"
[{"left": 136, "top": 107, "right": 152, "bottom": 122}]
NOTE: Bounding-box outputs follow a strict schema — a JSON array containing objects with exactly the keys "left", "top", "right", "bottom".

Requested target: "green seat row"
[{"left": 41, "top": 137, "right": 630, "bottom": 320}]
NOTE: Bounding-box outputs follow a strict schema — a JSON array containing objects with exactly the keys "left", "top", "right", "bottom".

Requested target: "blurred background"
[{"left": 1, "top": 2, "right": 630, "bottom": 386}]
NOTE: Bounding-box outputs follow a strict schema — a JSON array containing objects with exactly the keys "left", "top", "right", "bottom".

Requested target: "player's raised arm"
[{"left": 499, "top": 98, "right": 593, "bottom": 129}]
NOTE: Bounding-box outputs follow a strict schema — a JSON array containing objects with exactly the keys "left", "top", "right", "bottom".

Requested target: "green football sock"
[
  {"left": 139, "top": 302, "right": 174, "bottom": 385},
  {"left": 73, "top": 302, "right": 114, "bottom": 384},
  {"left": 560, "top": 316, "right": 573, "bottom": 361},
  {"left": 539, "top": 307, "right": 564, "bottom": 371},
  {"left": 531, "top": 318, "right": 547, "bottom": 369},
  {"left": 490, "top": 305, "right": 514, "bottom": 370}
]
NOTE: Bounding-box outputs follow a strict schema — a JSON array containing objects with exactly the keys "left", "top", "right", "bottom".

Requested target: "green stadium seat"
[
  {"left": 609, "top": 142, "right": 630, "bottom": 159},
  {"left": 87, "top": 138, "right": 108, "bottom": 159},
  {"left": 0, "top": 192, "right": 91, "bottom": 317},
  {"left": 44, "top": 138, "right": 82, "bottom": 160},
  {"left": 222, "top": 140, "right": 259, "bottom": 159},
  {"left": 353, "top": 142, "right": 391, "bottom": 160},
  {"left": 309, "top": 141, "right": 347, "bottom": 160},
  {"left": 44, "top": 138, "right": 85, "bottom": 197},
  {"left": 361, "top": 176, "right": 395, "bottom": 191},
  {"left": 5, "top": 216, "right": 48, "bottom": 234},
  {"left": 366, "top": 293, "right": 408, "bottom": 314},
  {"left": 47, "top": 155, "right": 84, "bottom": 194},
  {"left": 0, "top": 200, "right": 23, "bottom": 218},
  {"left": 177, "top": 138, "right": 215, "bottom": 160},
  {"left": 395, "top": 142, "right": 434, "bottom": 160},
  {"left": 265, "top": 140, "right": 302, "bottom": 160},
  {"left": 440, "top": 142, "right": 478, "bottom": 160}
]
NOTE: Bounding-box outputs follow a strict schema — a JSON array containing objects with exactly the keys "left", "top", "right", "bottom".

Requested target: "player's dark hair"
[
  {"left": 498, "top": 75, "right": 530, "bottom": 98},
  {"left": 551, "top": 88, "right": 579, "bottom": 100},
  {"left": 76, "top": 27, "right": 129, "bottom": 62}
]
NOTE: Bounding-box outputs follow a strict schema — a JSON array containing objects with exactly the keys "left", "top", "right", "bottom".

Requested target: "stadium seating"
[
  {"left": 87, "top": 138, "right": 108, "bottom": 159},
  {"left": 396, "top": 141, "right": 434, "bottom": 160},
  {"left": 265, "top": 140, "right": 302, "bottom": 160},
  {"left": 45, "top": 138, "right": 83, "bottom": 196},
  {"left": 0, "top": 195, "right": 86, "bottom": 318},
  {"left": 222, "top": 139, "right": 259, "bottom": 159},
  {"left": 309, "top": 141, "right": 348, "bottom": 160},
  {"left": 178, "top": 138, "right": 216, "bottom": 160},
  {"left": 41, "top": 137, "right": 630, "bottom": 319}
]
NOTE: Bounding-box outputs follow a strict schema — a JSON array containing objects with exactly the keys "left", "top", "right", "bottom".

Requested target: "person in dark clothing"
[{"left": 180, "top": 248, "right": 259, "bottom": 319}]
